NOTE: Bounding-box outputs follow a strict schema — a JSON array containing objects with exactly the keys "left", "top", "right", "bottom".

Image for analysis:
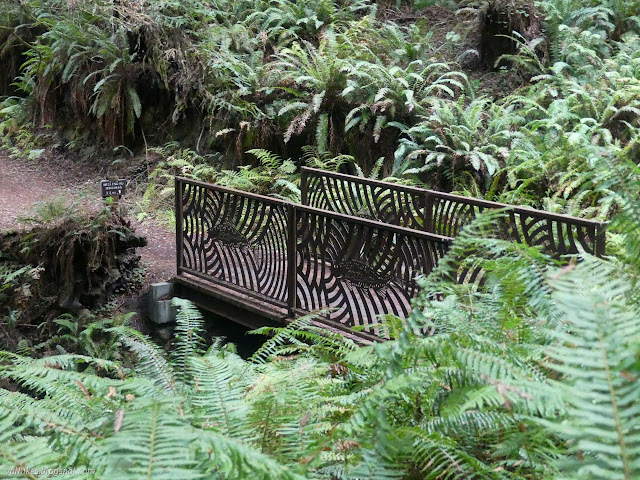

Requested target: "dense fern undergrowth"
[
  {"left": 1, "top": 208, "right": 640, "bottom": 479},
  {"left": 2, "top": 0, "right": 640, "bottom": 479}
]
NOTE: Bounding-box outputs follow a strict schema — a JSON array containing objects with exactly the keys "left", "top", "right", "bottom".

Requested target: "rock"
[{"left": 157, "top": 326, "right": 173, "bottom": 342}]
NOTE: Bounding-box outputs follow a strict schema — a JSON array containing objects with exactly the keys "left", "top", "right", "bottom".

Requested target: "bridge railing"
[
  {"left": 175, "top": 177, "right": 453, "bottom": 336},
  {"left": 294, "top": 203, "right": 451, "bottom": 334},
  {"left": 301, "top": 167, "right": 607, "bottom": 257},
  {"left": 176, "top": 177, "right": 291, "bottom": 309}
]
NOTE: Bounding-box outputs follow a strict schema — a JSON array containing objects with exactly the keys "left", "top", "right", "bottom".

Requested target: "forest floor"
[{"left": 0, "top": 154, "right": 175, "bottom": 293}]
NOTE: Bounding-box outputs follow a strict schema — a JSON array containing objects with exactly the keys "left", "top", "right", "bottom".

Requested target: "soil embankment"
[{"left": 0, "top": 155, "right": 175, "bottom": 283}]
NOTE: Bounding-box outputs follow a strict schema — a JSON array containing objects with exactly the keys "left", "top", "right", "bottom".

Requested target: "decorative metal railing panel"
[
  {"left": 295, "top": 206, "right": 451, "bottom": 333},
  {"left": 429, "top": 195, "right": 605, "bottom": 257},
  {"left": 301, "top": 167, "right": 607, "bottom": 257},
  {"left": 302, "top": 173, "right": 425, "bottom": 229},
  {"left": 177, "top": 179, "right": 290, "bottom": 306}
]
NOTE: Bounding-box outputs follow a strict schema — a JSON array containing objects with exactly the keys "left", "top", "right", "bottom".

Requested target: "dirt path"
[
  {"left": 0, "top": 155, "right": 176, "bottom": 284},
  {"left": 0, "top": 155, "right": 78, "bottom": 230}
]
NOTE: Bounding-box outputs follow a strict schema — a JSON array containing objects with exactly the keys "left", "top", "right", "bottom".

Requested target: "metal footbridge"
[{"left": 173, "top": 167, "right": 606, "bottom": 340}]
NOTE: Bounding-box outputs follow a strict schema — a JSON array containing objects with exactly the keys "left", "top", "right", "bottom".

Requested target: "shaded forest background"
[
  {"left": 1, "top": 1, "right": 640, "bottom": 479},
  {"left": 2, "top": 0, "right": 638, "bottom": 216}
]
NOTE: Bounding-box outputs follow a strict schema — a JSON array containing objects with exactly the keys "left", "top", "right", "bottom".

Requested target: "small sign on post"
[{"left": 100, "top": 179, "right": 127, "bottom": 198}]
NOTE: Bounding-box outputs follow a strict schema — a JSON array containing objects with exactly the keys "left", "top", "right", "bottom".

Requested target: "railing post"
[
  {"left": 596, "top": 222, "right": 606, "bottom": 257},
  {"left": 423, "top": 191, "right": 433, "bottom": 233},
  {"left": 300, "top": 167, "right": 308, "bottom": 205},
  {"left": 286, "top": 204, "right": 297, "bottom": 316},
  {"left": 175, "top": 177, "right": 184, "bottom": 276}
]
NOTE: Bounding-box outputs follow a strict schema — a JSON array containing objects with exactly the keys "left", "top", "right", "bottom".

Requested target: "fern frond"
[
  {"left": 100, "top": 397, "right": 201, "bottom": 480},
  {"left": 0, "top": 412, "right": 59, "bottom": 475},
  {"left": 171, "top": 298, "right": 207, "bottom": 385},
  {"left": 109, "top": 326, "right": 176, "bottom": 393},
  {"left": 545, "top": 258, "right": 640, "bottom": 479},
  {"left": 249, "top": 312, "right": 356, "bottom": 364},
  {"left": 248, "top": 148, "right": 284, "bottom": 169},
  {"left": 195, "top": 429, "right": 306, "bottom": 480},
  {"left": 189, "top": 354, "right": 252, "bottom": 438}
]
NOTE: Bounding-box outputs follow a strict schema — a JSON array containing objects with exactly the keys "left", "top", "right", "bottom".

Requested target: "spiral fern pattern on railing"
[
  {"left": 180, "top": 181, "right": 289, "bottom": 304},
  {"left": 431, "top": 200, "right": 603, "bottom": 256},
  {"left": 303, "top": 173, "right": 425, "bottom": 229},
  {"left": 295, "top": 210, "right": 450, "bottom": 332},
  {"left": 301, "top": 168, "right": 606, "bottom": 257},
  {"left": 430, "top": 196, "right": 479, "bottom": 237}
]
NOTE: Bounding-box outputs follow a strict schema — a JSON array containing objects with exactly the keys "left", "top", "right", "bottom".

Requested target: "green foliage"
[
  {"left": 16, "top": 195, "right": 82, "bottom": 227},
  {"left": 3, "top": 0, "right": 640, "bottom": 218},
  {"left": 545, "top": 258, "right": 640, "bottom": 479},
  {"left": 38, "top": 312, "right": 133, "bottom": 359},
  {"left": 398, "top": 96, "right": 521, "bottom": 189},
  {"left": 3, "top": 205, "right": 640, "bottom": 480},
  {"left": 2, "top": 2, "right": 640, "bottom": 477},
  {"left": 0, "top": 298, "right": 318, "bottom": 479}
]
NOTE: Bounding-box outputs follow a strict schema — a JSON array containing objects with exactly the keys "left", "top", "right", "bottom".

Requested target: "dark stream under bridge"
[{"left": 172, "top": 168, "right": 606, "bottom": 341}]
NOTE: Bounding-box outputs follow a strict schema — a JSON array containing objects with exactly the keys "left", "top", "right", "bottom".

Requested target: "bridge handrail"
[
  {"left": 301, "top": 167, "right": 606, "bottom": 228},
  {"left": 175, "top": 176, "right": 454, "bottom": 244},
  {"left": 174, "top": 170, "right": 609, "bottom": 339},
  {"left": 175, "top": 176, "right": 289, "bottom": 206}
]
